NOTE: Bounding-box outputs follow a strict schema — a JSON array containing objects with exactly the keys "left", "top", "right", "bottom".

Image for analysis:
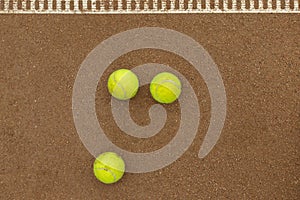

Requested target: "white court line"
[
  {"left": 232, "top": 0, "right": 237, "bottom": 10},
  {"left": 65, "top": 0, "right": 70, "bottom": 11},
  {"left": 161, "top": 0, "right": 166, "bottom": 11},
  {"left": 12, "top": 0, "right": 17, "bottom": 11},
  {"left": 170, "top": 0, "right": 175, "bottom": 10},
  {"left": 188, "top": 0, "right": 193, "bottom": 10},
  {"left": 276, "top": 0, "right": 281, "bottom": 8},
  {"left": 108, "top": 1, "right": 114, "bottom": 12},
  {"left": 143, "top": 0, "right": 149, "bottom": 10},
  {"left": 38, "top": 0, "right": 43, "bottom": 11},
  {"left": 82, "top": 0, "right": 87, "bottom": 10},
  {"left": 30, "top": 0, "right": 35, "bottom": 10},
  {"left": 258, "top": 0, "right": 263, "bottom": 9},
  {"left": 267, "top": 0, "right": 272, "bottom": 10},
  {"left": 126, "top": 0, "right": 131, "bottom": 10},
  {"left": 0, "top": 0, "right": 299, "bottom": 13}
]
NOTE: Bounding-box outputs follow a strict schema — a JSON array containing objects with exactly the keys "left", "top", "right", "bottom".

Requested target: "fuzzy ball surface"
[
  {"left": 107, "top": 69, "right": 139, "bottom": 100},
  {"left": 93, "top": 152, "right": 125, "bottom": 184},
  {"left": 150, "top": 72, "right": 182, "bottom": 104}
]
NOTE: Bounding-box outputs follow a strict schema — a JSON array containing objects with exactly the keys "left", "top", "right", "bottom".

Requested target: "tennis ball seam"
[
  {"left": 155, "top": 79, "right": 181, "bottom": 92},
  {"left": 154, "top": 79, "right": 181, "bottom": 102},
  {"left": 149, "top": 72, "right": 182, "bottom": 104},
  {"left": 93, "top": 152, "right": 125, "bottom": 184},
  {"left": 94, "top": 167, "right": 117, "bottom": 182},
  {"left": 113, "top": 72, "right": 127, "bottom": 99},
  {"left": 108, "top": 69, "right": 139, "bottom": 100}
]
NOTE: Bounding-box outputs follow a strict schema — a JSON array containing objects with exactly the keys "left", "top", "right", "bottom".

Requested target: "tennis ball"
[
  {"left": 150, "top": 72, "right": 182, "bottom": 104},
  {"left": 107, "top": 69, "right": 139, "bottom": 100},
  {"left": 93, "top": 152, "right": 125, "bottom": 184}
]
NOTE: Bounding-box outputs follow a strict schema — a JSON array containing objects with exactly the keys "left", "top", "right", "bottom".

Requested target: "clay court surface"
[{"left": 1, "top": 15, "right": 299, "bottom": 199}]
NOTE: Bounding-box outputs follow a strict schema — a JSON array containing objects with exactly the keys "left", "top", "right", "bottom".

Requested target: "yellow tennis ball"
[
  {"left": 107, "top": 69, "right": 139, "bottom": 100},
  {"left": 93, "top": 152, "right": 125, "bottom": 184},
  {"left": 150, "top": 72, "right": 182, "bottom": 104}
]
